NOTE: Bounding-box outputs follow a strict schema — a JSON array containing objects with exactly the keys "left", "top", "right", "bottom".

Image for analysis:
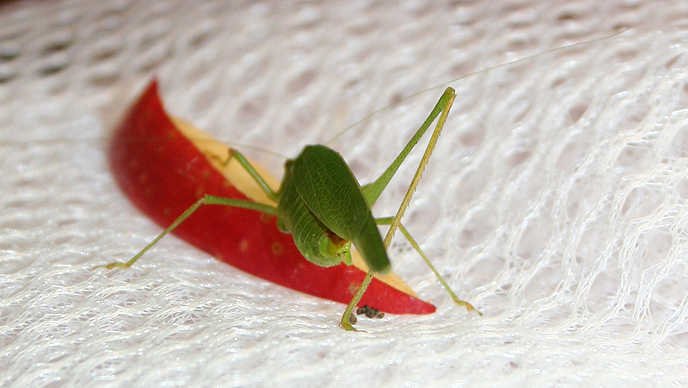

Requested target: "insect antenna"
[{"left": 324, "top": 25, "right": 638, "bottom": 147}]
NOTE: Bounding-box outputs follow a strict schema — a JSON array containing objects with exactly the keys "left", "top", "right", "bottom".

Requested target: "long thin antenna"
[{"left": 326, "top": 25, "right": 637, "bottom": 146}]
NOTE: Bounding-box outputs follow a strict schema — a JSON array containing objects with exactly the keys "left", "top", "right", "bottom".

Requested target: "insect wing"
[
  {"left": 292, "top": 145, "right": 369, "bottom": 240},
  {"left": 352, "top": 215, "right": 391, "bottom": 273},
  {"left": 292, "top": 145, "right": 390, "bottom": 272}
]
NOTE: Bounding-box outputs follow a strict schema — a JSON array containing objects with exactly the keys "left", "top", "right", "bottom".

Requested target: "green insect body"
[{"left": 276, "top": 145, "right": 389, "bottom": 272}]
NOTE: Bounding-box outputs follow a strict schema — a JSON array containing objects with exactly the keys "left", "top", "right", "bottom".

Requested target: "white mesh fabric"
[{"left": 2, "top": 0, "right": 688, "bottom": 387}]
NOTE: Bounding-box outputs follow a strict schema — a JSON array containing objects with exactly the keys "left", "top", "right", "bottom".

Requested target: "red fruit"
[{"left": 108, "top": 80, "right": 436, "bottom": 314}]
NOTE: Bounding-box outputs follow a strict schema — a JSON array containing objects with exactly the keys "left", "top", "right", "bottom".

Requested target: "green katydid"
[{"left": 98, "top": 86, "right": 480, "bottom": 330}]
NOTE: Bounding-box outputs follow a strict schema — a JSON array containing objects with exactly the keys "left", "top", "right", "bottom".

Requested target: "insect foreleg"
[
  {"left": 94, "top": 195, "right": 278, "bottom": 270},
  {"left": 376, "top": 217, "right": 480, "bottom": 315}
]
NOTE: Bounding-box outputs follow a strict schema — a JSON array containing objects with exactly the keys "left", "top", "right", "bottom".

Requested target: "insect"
[{"left": 97, "top": 86, "right": 480, "bottom": 330}]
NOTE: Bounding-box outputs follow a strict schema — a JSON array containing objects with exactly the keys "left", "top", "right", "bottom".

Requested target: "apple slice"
[{"left": 108, "top": 80, "right": 436, "bottom": 314}]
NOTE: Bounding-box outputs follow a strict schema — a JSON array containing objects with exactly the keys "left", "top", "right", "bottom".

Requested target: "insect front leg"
[
  {"left": 376, "top": 217, "right": 481, "bottom": 315},
  {"left": 94, "top": 195, "right": 278, "bottom": 270}
]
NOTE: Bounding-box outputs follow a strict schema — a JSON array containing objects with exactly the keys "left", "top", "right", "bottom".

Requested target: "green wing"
[{"left": 291, "top": 145, "right": 390, "bottom": 272}]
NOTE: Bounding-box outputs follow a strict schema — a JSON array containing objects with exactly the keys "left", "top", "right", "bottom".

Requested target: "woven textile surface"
[{"left": 2, "top": 0, "right": 688, "bottom": 387}]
